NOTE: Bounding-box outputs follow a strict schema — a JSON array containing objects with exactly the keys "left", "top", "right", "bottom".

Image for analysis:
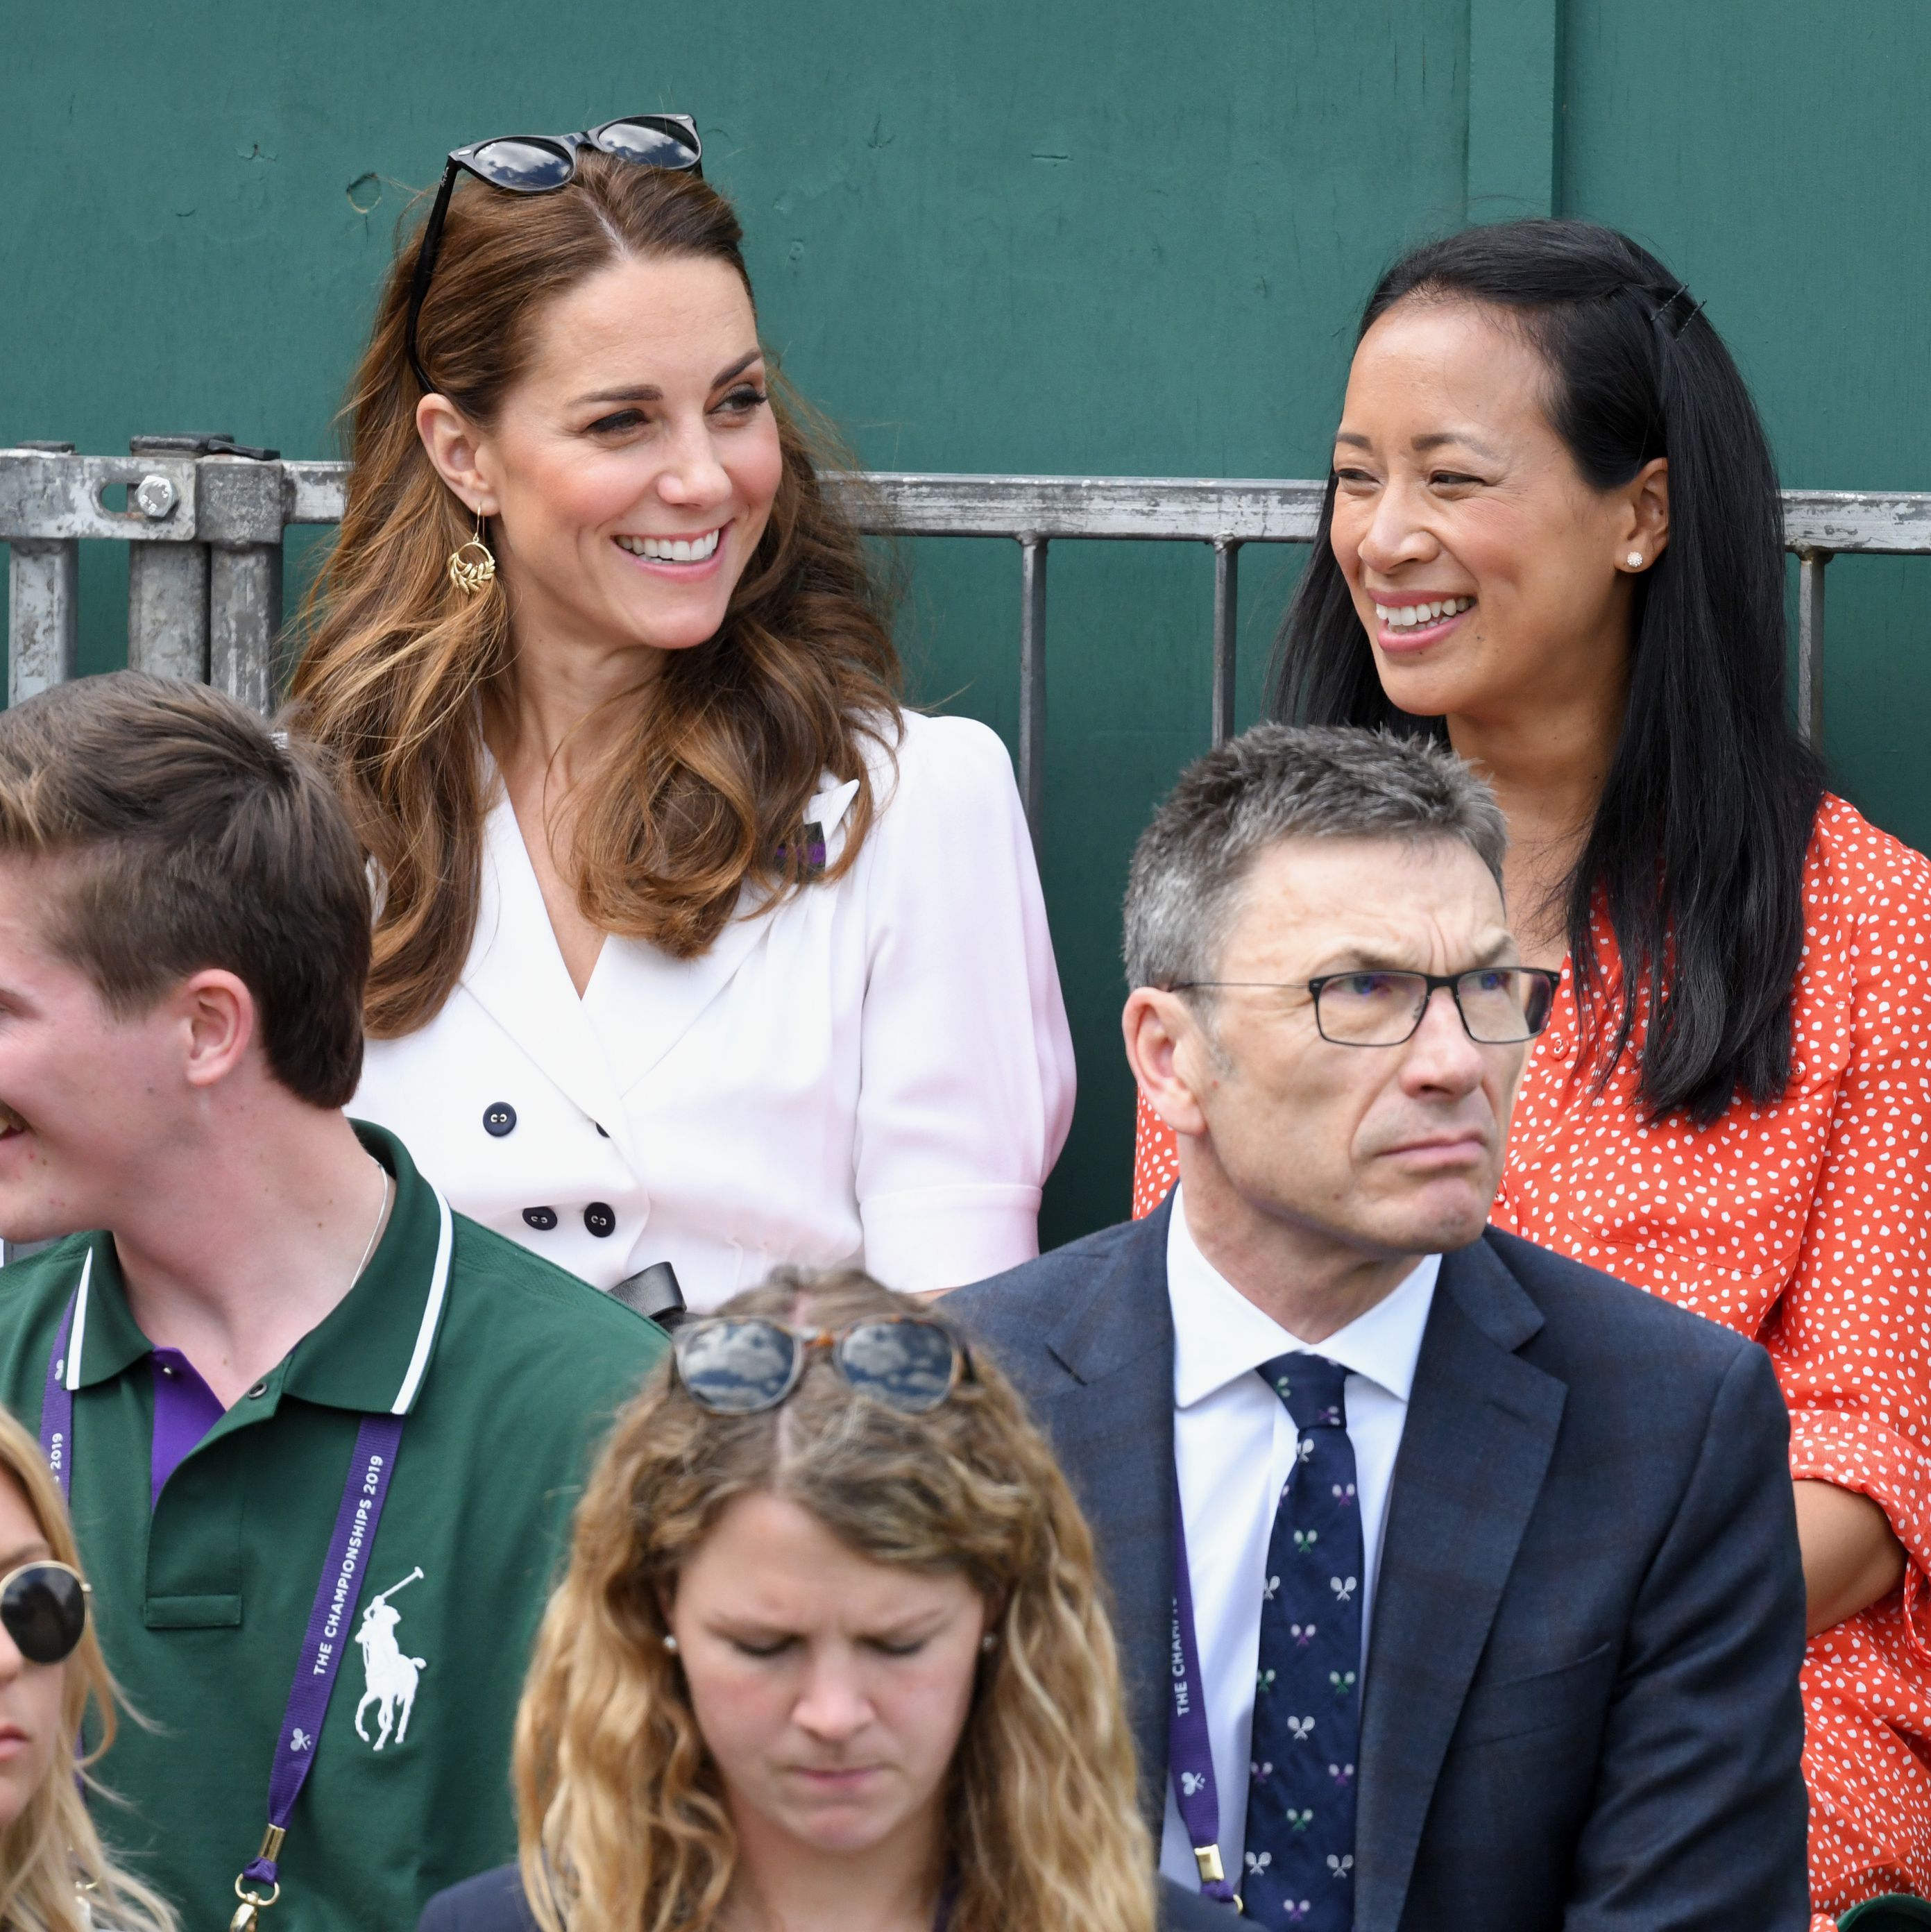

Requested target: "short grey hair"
[{"left": 1123, "top": 724, "right": 1508, "bottom": 990}]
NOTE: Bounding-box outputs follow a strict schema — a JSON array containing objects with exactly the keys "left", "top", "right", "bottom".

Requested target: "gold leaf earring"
[{"left": 448, "top": 507, "right": 497, "bottom": 596}]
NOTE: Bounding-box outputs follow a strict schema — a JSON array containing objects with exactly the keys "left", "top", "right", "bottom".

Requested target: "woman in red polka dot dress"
[{"left": 1132, "top": 221, "right": 1931, "bottom": 1926}]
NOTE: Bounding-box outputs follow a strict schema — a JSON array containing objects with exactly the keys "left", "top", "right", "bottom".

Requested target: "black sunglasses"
[
  {"left": 405, "top": 112, "right": 704, "bottom": 393},
  {"left": 672, "top": 1317, "right": 971, "bottom": 1417},
  {"left": 0, "top": 1561, "right": 90, "bottom": 1666}
]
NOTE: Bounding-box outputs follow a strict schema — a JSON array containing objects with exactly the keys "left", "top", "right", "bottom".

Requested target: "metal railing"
[{"left": 6, "top": 441, "right": 1930, "bottom": 835}]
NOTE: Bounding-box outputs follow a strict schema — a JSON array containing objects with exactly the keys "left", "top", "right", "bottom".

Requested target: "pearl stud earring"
[
  {"left": 980, "top": 1634, "right": 999, "bottom": 1654},
  {"left": 1626, "top": 552, "right": 1644, "bottom": 568},
  {"left": 662, "top": 1633, "right": 679, "bottom": 1654}
]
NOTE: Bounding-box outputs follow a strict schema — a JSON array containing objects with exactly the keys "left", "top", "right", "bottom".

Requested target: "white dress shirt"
[
  {"left": 351, "top": 712, "right": 1075, "bottom": 1310},
  {"left": 1157, "top": 1186, "right": 1439, "bottom": 1892}
]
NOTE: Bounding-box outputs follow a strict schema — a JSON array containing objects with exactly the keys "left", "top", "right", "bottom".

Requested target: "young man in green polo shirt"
[{"left": 0, "top": 672, "right": 667, "bottom": 1931}]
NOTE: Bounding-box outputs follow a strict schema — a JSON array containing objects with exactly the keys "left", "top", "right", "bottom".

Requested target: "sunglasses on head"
[
  {"left": 0, "top": 1561, "right": 89, "bottom": 1666},
  {"left": 405, "top": 112, "right": 704, "bottom": 393},
  {"left": 672, "top": 1316, "right": 972, "bottom": 1417}
]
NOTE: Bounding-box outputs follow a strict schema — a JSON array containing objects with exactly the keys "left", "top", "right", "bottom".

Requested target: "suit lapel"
[
  {"left": 579, "top": 774, "right": 861, "bottom": 1097},
  {"left": 1037, "top": 1204, "right": 1179, "bottom": 1828},
  {"left": 461, "top": 770, "right": 862, "bottom": 1138},
  {"left": 582, "top": 897, "right": 775, "bottom": 1098},
  {"left": 459, "top": 793, "right": 640, "bottom": 1171},
  {"left": 1353, "top": 1237, "right": 1567, "bottom": 1932}
]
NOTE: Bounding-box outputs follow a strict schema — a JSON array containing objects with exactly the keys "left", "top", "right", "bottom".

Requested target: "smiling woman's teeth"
[
  {"left": 1375, "top": 596, "right": 1475, "bottom": 628},
  {"left": 615, "top": 529, "right": 721, "bottom": 564}
]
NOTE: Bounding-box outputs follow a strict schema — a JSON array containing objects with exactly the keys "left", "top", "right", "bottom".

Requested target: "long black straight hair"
[{"left": 1270, "top": 219, "right": 1823, "bottom": 1127}]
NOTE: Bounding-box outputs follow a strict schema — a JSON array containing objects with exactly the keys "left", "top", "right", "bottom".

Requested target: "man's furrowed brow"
[{"left": 1309, "top": 930, "right": 1519, "bottom": 976}]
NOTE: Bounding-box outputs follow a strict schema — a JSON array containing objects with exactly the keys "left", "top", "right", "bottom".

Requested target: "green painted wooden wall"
[{"left": 5, "top": 0, "right": 1927, "bottom": 1245}]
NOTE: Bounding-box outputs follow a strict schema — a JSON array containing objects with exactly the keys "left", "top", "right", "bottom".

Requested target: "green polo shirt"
[{"left": 0, "top": 1123, "right": 665, "bottom": 1932}]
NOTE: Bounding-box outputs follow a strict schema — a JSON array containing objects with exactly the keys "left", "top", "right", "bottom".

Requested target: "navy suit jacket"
[{"left": 947, "top": 1201, "right": 1812, "bottom": 1932}]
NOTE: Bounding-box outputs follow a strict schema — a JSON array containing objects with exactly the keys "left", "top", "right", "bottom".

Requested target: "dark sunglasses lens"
[
  {"left": 675, "top": 1321, "right": 797, "bottom": 1414},
  {"left": 596, "top": 119, "right": 701, "bottom": 169},
  {"left": 2, "top": 1565, "right": 85, "bottom": 1665},
  {"left": 468, "top": 137, "right": 575, "bottom": 190},
  {"left": 837, "top": 1321, "right": 960, "bottom": 1413}
]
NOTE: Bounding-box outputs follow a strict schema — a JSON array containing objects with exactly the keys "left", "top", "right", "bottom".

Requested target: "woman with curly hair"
[
  {"left": 291, "top": 116, "right": 1072, "bottom": 1312},
  {"left": 416, "top": 1269, "right": 1225, "bottom": 1932},
  {"left": 0, "top": 1403, "right": 176, "bottom": 1932}
]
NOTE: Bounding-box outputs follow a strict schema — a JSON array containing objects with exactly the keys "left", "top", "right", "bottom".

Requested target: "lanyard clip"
[
  {"left": 229, "top": 1881, "right": 280, "bottom": 1932},
  {"left": 229, "top": 1829, "right": 286, "bottom": 1931},
  {"left": 1192, "top": 1847, "right": 1244, "bottom": 1913}
]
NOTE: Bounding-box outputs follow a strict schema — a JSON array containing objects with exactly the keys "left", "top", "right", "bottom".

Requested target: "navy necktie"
[{"left": 1241, "top": 1353, "right": 1361, "bottom": 1927}]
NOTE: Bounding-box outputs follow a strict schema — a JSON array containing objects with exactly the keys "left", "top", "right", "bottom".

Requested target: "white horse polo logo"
[{"left": 354, "top": 1568, "right": 427, "bottom": 1750}]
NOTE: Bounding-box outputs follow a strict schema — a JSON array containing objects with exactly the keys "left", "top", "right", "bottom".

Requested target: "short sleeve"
[
  {"left": 1762, "top": 821, "right": 1931, "bottom": 1583},
  {"left": 852, "top": 715, "right": 1075, "bottom": 1291}
]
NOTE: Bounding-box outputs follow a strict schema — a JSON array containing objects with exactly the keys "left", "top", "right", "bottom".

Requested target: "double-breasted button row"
[
  {"left": 518, "top": 1203, "right": 618, "bottom": 1238},
  {"left": 488, "top": 1104, "right": 618, "bottom": 1238}
]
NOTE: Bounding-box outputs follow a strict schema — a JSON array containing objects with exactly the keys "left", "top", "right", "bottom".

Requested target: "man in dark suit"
[{"left": 950, "top": 724, "right": 1809, "bottom": 1932}]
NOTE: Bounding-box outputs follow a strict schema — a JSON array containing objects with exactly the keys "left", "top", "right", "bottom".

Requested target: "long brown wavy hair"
[
  {"left": 291, "top": 153, "right": 901, "bottom": 1037},
  {"left": 0, "top": 1405, "right": 176, "bottom": 1932},
  {"left": 514, "top": 1271, "right": 1157, "bottom": 1932}
]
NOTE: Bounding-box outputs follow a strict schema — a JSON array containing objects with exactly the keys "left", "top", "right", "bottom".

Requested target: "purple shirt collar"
[{"left": 148, "top": 1348, "right": 225, "bottom": 1510}]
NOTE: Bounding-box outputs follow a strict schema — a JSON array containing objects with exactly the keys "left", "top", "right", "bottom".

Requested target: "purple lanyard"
[
  {"left": 40, "top": 1263, "right": 407, "bottom": 1922},
  {"left": 1169, "top": 1479, "right": 1240, "bottom": 1908}
]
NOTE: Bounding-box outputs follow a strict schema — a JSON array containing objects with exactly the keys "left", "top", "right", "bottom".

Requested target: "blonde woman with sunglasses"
[
  {"left": 0, "top": 1404, "right": 175, "bottom": 1932},
  {"left": 417, "top": 1271, "right": 1225, "bottom": 1932}
]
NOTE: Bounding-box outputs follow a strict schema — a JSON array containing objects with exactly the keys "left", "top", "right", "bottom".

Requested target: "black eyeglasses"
[
  {"left": 405, "top": 112, "right": 704, "bottom": 394},
  {"left": 1170, "top": 967, "right": 1559, "bottom": 1047},
  {"left": 672, "top": 1317, "right": 971, "bottom": 1417},
  {"left": 0, "top": 1561, "right": 90, "bottom": 1666}
]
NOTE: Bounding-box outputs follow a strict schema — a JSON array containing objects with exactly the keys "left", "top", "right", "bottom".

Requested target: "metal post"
[
  {"left": 126, "top": 435, "right": 223, "bottom": 680},
  {"left": 8, "top": 541, "right": 78, "bottom": 704},
  {"left": 208, "top": 547, "right": 282, "bottom": 710},
  {"left": 1017, "top": 536, "right": 1048, "bottom": 852},
  {"left": 5, "top": 443, "right": 79, "bottom": 706},
  {"left": 1796, "top": 548, "right": 1829, "bottom": 751},
  {"left": 1211, "top": 539, "right": 1241, "bottom": 745},
  {"left": 203, "top": 455, "right": 287, "bottom": 713}
]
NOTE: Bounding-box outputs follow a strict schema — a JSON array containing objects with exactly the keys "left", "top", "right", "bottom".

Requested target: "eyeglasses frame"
[
  {"left": 671, "top": 1315, "right": 974, "bottom": 1417},
  {"left": 403, "top": 112, "right": 704, "bottom": 394},
  {"left": 1168, "top": 966, "right": 1560, "bottom": 1048},
  {"left": 0, "top": 1558, "right": 92, "bottom": 1664}
]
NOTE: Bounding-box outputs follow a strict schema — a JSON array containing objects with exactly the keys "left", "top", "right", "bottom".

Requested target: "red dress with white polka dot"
[{"left": 1131, "top": 796, "right": 1931, "bottom": 1927}]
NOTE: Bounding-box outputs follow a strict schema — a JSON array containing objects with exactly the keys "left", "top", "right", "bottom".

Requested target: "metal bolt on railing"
[{"left": 133, "top": 474, "right": 178, "bottom": 520}]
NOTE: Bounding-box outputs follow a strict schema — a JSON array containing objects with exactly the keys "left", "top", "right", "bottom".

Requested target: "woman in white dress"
[{"left": 291, "top": 115, "right": 1072, "bottom": 1312}]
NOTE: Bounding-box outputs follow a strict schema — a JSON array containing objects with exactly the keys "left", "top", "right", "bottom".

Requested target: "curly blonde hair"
[
  {"left": 0, "top": 1405, "right": 176, "bottom": 1932},
  {"left": 514, "top": 1271, "right": 1157, "bottom": 1932}
]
